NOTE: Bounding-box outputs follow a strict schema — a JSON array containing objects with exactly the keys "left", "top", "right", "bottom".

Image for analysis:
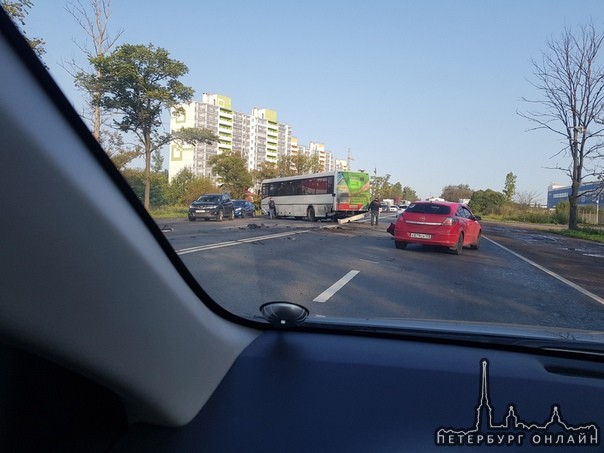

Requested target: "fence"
[{"left": 578, "top": 207, "right": 603, "bottom": 226}]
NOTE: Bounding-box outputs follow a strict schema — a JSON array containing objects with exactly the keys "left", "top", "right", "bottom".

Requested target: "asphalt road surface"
[{"left": 159, "top": 215, "right": 604, "bottom": 332}]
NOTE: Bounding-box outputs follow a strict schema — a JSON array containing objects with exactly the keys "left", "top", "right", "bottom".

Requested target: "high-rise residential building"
[
  {"left": 169, "top": 93, "right": 233, "bottom": 181},
  {"left": 168, "top": 93, "right": 333, "bottom": 183}
]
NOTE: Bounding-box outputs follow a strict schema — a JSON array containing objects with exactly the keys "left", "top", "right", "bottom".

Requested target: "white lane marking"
[
  {"left": 313, "top": 270, "right": 360, "bottom": 303},
  {"left": 176, "top": 230, "right": 311, "bottom": 255},
  {"left": 358, "top": 258, "right": 380, "bottom": 264},
  {"left": 483, "top": 236, "right": 604, "bottom": 306}
]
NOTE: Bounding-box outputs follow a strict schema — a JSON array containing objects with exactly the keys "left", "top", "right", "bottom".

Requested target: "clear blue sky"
[{"left": 23, "top": 0, "right": 604, "bottom": 202}]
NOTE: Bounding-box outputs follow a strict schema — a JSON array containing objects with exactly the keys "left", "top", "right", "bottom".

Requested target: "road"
[{"left": 158, "top": 214, "right": 604, "bottom": 332}]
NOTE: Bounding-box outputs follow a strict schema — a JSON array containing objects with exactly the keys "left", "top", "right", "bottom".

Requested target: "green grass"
[
  {"left": 550, "top": 227, "right": 604, "bottom": 244},
  {"left": 149, "top": 205, "right": 188, "bottom": 219}
]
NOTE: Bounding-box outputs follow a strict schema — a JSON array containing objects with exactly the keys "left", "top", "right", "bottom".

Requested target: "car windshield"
[
  {"left": 197, "top": 196, "right": 220, "bottom": 203},
  {"left": 18, "top": 1, "right": 604, "bottom": 346}
]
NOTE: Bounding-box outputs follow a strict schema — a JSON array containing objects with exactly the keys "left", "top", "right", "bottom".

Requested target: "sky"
[{"left": 21, "top": 0, "right": 604, "bottom": 202}]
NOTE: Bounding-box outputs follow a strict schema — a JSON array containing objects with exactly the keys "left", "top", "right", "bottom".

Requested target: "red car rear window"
[{"left": 405, "top": 204, "right": 451, "bottom": 215}]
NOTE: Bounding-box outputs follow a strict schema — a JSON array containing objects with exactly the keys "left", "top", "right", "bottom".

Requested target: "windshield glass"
[
  {"left": 196, "top": 196, "right": 220, "bottom": 203},
  {"left": 19, "top": 1, "right": 604, "bottom": 344}
]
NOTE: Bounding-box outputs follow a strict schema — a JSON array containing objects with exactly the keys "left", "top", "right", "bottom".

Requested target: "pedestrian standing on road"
[
  {"left": 369, "top": 198, "right": 380, "bottom": 226},
  {"left": 268, "top": 197, "right": 276, "bottom": 219}
]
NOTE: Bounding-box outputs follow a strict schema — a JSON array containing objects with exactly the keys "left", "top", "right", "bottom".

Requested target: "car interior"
[{"left": 1, "top": 7, "right": 603, "bottom": 452}]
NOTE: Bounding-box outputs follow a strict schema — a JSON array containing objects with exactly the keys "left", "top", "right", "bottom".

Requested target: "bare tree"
[
  {"left": 514, "top": 190, "right": 541, "bottom": 207},
  {"left": 64, "top": 0, "right": 123, "bottom": 141},
  {"left": 519, "top": 24, "right": 604, "bottom": 229}
]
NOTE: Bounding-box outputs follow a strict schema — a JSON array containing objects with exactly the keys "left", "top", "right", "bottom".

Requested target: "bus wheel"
[{"left": 307, "top": 207, "right": 316, "bottom": 222}]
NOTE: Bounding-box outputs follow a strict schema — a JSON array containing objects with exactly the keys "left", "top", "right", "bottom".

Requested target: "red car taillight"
[{"left": 441, "top": 217, "right": 458, "bottom": 226}]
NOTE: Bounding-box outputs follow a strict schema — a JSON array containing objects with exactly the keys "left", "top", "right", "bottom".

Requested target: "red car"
[{"left": 393, "top": 201, "right": 481, "bottom": 255}]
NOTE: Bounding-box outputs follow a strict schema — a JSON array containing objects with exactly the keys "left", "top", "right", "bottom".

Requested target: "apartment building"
[{"left": 169, "top": 93, "right": 333, "bottom": 183}]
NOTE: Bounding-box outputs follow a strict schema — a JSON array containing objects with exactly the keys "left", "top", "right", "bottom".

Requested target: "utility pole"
[{"left": 347, "top": 148, "right": 354, "bottom": 170}]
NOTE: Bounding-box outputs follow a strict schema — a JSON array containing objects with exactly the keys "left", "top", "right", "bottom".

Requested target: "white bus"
[{"left": 260, "top": 170, "right": 371, "bottom": 221}]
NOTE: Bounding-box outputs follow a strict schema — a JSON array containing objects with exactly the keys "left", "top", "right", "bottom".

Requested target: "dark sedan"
[{"left": 233, "top": 200, "right": 256, "bottom": 218}]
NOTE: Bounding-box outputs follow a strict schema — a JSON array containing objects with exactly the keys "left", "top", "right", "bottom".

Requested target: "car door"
[{"left": 458, "top": 206, "right": 480, "bottom": 244}]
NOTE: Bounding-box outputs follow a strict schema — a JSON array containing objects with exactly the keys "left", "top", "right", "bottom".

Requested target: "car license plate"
[
  {"left": 196, "top": 209, "right": 207, "bottom": 213},
  {"left": 410, "top": 233, "right": 431, "bottom": 239}
]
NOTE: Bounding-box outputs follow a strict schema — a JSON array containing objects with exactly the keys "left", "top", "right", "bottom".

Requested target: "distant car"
[
  {"left": 396, "top": 204, "right": 408, "bottom": 217},
  {"left": 188, "top": 193, "right": 235, "bottom": 221},
  {"left": 393, "top": 201, "right": 481, "bottom": 255},
  {"left": 233, "top": 200, "right": 256, "bottom": 218},
  {"left": 380, "top": 204, "right": 389, "bottom": 212},
  {"left": 388, "top": 205, "right": 398, "bottom": 212}
]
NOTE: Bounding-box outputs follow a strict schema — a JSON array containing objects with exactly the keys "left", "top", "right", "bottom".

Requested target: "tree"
[
  {"left": 469, "top": 189, "right": 506, "bottom": 215},
  {"left": 167, "top": 167, "right": 217, "bottom": 205},
  {"left": 184, "top": 177, "right": 218, "bottom": 205},
  {"left": 440, "top": 184, "right": 473, "bottom": 202},
  {"left": 2, "top": 0, "right": 46, "bottom": 59},
  {"left": 519, "top": 24, "right": 604, "bottom": 229},
  {"left": 389, "top": 182, "right": 404, "bottom": 201},
  {"left": 83, "top": 43, "right": 197, "bottom": 209},
  {"left": 208, "top": 151, "right": 253, "bottom": 199},
  {"left": 514, "top": 190, "right": 541, "bottom": 207},
  {"left": 277, "top": 154, "right": 322, "bottom": 176},
  {"left": 401, "top": 186, "right": 418, "bottom": 202},
  {"left": 99, "top": 129, "right": 139, "bottom": 170},
  {"left": 167, "top": 167, "right": 195, "bottom": 205},
  {"left": 503, "top": 172, "right": 517, "bottom": 202},
  {"left": 171, "top": 127, "right": 218, "bottom": 147},
  {"left": 253, "top": 162, "right": 279, "bottom": 186},
  {"left": 65, "top": 0, "right": 123, "bottom": 141},
  {"left": 122, "top": 168, "right": 168, "bottom": 208},
  {"left": 370, "top": 174, "right": 391, "bottom": 200}
]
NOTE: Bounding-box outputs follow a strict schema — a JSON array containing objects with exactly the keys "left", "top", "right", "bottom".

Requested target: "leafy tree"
[
  {"left": 503, "top": 172, "right": 517, "bottom": 202},
  {"left": 370, "top": 174, "right": 391, "bottom": 200},
  {"left": 469, "top": 189, "right": 506, "bottom": 214},
  {"left": 82, "top": 43, "right": 201, "bottom": 209},
  {"left": 388, "top": 182, "right": 404, "bottom": 200},
  {"left": 553, "top": 200, "right": 570, "bottom": 225},
  {"left": 122, "top": 168, "right": 168, "bottom": 208},
  {"left": 171, "top": 127, "right": 218, "bottom": 147},
  {"left": 152, "top": 149, "right": 164, "bottom": 173},
  {"left": 253, "top": 162, "right": 279, "bottom": 187},
  {"left": 208, "top": 151, "right": 253, "bottom": 199},
  {"left": 519, "top": 24, "right": 604, "bottom": 229},
  {"left": 98, "top": 129, "right": 139, "bottom": 170},
  {"left": 277, "top": 154, "right": 322, "bottom": 176},
  {"left": 167, "top": 167, "right": 195, "bottom": 205},
  {"left": 401, "top": 186, "right": 418, "bottom": 202},
  {"left": 2, "top": 0, "right": 46, "bottom": 59},
  {"left": 168, "top": 167, "right": 195, "bottom": 205},
  {"left": 167, "top": 167, "right": 217, "bottom": 205},
  {"left": 184, "top": 177, "right": 218, "bottom": 205},
  {"left": 440, "top": 184, "right": 473, "bottom": 202}
]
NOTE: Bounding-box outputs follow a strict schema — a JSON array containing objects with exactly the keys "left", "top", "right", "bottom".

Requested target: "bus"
[{"left": 260, "top": 170, "right": 371, "bottom": 221}]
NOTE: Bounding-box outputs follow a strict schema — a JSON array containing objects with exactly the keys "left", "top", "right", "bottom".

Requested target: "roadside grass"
[
  {"left": 149, "top": 205, "right": 188, "bottom": 219},
  {"left": 481, "top": 214, "right": 604, "bottom": 244},
  {"left": 551, "top": 227, "right": 604, "bottom": 244}
]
